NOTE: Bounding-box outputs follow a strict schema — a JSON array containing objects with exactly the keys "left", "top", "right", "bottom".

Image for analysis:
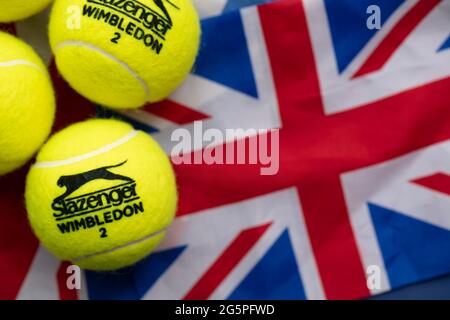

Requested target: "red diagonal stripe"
[
  {"left": 143, "top": 100, "right": 210, "bottom": 125},
  {"left": 412, "top": 173, "right": 450, "bottom": 196},
  {"left": 183, "top": 223, "right": 272, "bottom": 300},
  {"left": 353, "top": 0, "right": 442, "bottom": 78},
  {"left": 57, "top": 262, "right": 79, "bottom": 300}
]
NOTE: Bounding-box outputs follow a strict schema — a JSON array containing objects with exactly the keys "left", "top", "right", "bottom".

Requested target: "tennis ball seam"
[
  {"left": 72, "top": 226, "right": 168, "bottom": 263},
  {"left": 35, "top": 130, "right": 138, "bottom": 168},
  {"left": 54, "top": 40, "right": 151, "bottom": 101},
  {"left": 0, "top": 59, "right": 45, "bottom": 74}
]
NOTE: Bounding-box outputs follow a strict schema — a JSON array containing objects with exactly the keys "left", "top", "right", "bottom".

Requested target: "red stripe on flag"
[
  {"left": 143, "top": 100, "right": 210, "bottom": 125},
  {"left": 353, "top": 0, "right": 442, "bottom": 78},
  {"left": 57, "top": 262, "right": 79, "bottom": 300},
  {"left": 412, "top": 173, "right": 450, "bottom": 196},
  {"left": 183, "top": 223, "right": 272, "bottom": 300},
  {"left": 297, "top": 178, "right": 370, "bottom": 299},
  {"left": 258, "top": 0, "right": 370, "bottom": 299},
  {"left": 0, "top": 168, "right": 39, "bottom": 300}
]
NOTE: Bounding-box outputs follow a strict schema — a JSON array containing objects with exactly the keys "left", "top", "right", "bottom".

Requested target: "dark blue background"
[{"left": 371, "top": 275, "right": 450, "bottom": 300}]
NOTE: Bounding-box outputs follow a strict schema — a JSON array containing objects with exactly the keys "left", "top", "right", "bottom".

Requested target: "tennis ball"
[
  {"left": 25, "top": 119, "right": 177, "bottom": 271},
  {"left": 49, "top": 0, "right": 201, "bottom": 109},
  {"left": 0, "top": 31, "right": 55, "bottom": 176},
  {"left": 0, "top": 0, "right": 53, "bottom": 22}
]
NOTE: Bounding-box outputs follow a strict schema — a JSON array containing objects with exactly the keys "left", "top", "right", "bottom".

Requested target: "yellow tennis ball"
[
  {"left": 25, "top": 119, "right": 178, "bottom": 271},
  {"left": 0, "top": 31, "right": 55, "bottom": 176},
  {"left": 0, "top": 0, "right": 53, "bottom": 22},
  {"left": 49, "top": 0, "right": 201, "bottom": 109}
]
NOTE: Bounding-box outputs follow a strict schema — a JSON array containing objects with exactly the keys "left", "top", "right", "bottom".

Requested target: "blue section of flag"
[
  {"left": 369, "top": 203, "right": 450, "bottom": 289},
  {"left": 324, "top": 0, "right": 404, "bottom": 73},
  {"left": 96, "top": 107, "right": 159, "bottom": 134},
  {"left": 228, "top": 229, "right": 306, "bottom": 299},
  {"left": 195, "top": 11, "right": 258, "bottom": 98},
  {"left": 86, "top": 246, "right": 186, "bottom": 300},
  {"left": 439, "top": 35, "right": 450, "bottom": 52},
  {"left": 224, "top": 0, "right": 272, "bottom": 12}
]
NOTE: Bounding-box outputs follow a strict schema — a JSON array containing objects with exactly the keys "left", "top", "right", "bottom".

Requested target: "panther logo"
[
  {"left": 55, "top": 161, "right": 133, "bottom": 202},
  {"left": 154, "top": 0, "right": 174, "bottom": 24}
]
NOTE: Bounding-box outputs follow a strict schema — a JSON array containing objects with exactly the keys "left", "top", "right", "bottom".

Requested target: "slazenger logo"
[
  {"left": 86, "top": 0, "right": 173, "bottom": 35},
  {"left": 51, "top": 161, "right": 144, "bottom": 236}
]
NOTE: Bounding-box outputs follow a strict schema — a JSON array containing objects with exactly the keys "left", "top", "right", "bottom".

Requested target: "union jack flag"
[{"left": 1, "top": 0, "right": 449, "bottom": 300}]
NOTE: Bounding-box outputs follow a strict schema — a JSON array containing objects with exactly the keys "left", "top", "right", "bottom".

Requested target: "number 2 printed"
[{"left": 111, "top": 32, "right": 121, "bottom": 44}]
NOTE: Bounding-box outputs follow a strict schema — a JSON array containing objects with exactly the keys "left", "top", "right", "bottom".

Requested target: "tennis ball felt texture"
[
  {"left": 0, "top": 0, "right": 53, "bottom": 22},
  {"left": 49, "top": 0, "right": 201, "bottom": 109},
  {"left": 0, "top": 31, "right": 55, "bottom": 176},
  {"left": 25, "top": 119, "right": 178, "bottom": 271}
]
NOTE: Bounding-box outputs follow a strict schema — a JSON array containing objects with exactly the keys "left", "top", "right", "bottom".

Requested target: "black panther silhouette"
[
  {"left": 55, "top": 161, "right": 133, "bottom": 202},
  {"left": 154, "top": 0, "right": 172, "bottom": 24}
]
